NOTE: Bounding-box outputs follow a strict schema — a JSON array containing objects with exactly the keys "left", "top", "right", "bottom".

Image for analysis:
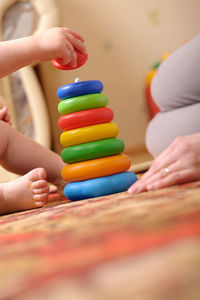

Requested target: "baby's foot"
[{"left": 0, "top": 168, "right": 49, "bottom": 215}]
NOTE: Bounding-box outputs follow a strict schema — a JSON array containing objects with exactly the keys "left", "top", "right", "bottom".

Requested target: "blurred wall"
[{"left": 38, "top": 0, "right": 200, "bottom": 154}]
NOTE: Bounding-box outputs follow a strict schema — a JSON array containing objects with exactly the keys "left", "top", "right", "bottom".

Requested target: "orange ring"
[{"left": 61, "top": 154, "right": 131, "bottom": 182}]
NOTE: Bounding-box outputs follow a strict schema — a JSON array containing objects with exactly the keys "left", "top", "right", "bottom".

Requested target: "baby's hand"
[
  {"left": 34, "top": 27, "right": 86, "bottom": 68},
  {"left": 0, "top": 106, "right": 11, "bottom": 125}
]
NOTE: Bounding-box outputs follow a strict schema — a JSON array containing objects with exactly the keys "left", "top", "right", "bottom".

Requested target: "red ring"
[
  {"left": 58, "top": 107, "right": 114, "bottom": 130},
  {"left": 52, "top": 51, "right": 88, "bottom": 70}
]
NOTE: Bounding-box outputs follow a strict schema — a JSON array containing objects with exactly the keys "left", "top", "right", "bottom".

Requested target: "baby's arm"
[{"left": 0, "top": 27, "right": 86, "bottom": 78}]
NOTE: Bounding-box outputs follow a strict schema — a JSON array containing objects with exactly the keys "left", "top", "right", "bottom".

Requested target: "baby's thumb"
[{"left": 0, "top": 106, "right": 7, "bottom": 118}]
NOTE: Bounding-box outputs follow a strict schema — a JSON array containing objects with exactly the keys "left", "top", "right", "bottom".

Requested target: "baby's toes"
[
  {"left": 32, "top": 184, "right": 49, "bottom": 207},
  {"left": 28, "top": 168, "right": 47, "bottom": 183},
  {"left": 32, "top": 179, "right": 48, "bottom": 189},
  {"left": 29, "top": 169, "right": 49, "bottom": 207},
  {"left": 33, "top": 193, "right": 49, "bottom": 207},
  {"left": 33, "top": 186, "right": 49, "bottom": 195}
]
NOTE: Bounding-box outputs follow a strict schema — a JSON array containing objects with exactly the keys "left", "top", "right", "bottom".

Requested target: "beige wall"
[{"left": 38, "top": 0, "right": 200, "bottom": 154}]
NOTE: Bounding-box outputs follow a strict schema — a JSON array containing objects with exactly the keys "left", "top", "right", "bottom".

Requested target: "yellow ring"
[{"left": 60, "top": 122, "right": 119, "bottom": 147}]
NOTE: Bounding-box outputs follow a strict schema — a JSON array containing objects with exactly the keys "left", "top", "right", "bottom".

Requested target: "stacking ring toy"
[
  {"left": 61, "top": 138, "right": 125, "bottom": 163},
  {"left": 64, "top": 171, "right": 138, "bottom": 200},
  {"left": 58, "top": 94, "right": 108, "bottom": 115},
  {"left": 52, "top": 51, "right": 88, "bottom": 70},
  {"left": 61, "top": 154, "right": 131, "bottom": 182},
  {"left": 57, "top": 80, "right": 103, "bottom": 100},
  {"left": 58, "top": 107, "right": 114, "bottom": 131},
  {"left": 60, "top": 122, "right": 119, "bottom": 147}
]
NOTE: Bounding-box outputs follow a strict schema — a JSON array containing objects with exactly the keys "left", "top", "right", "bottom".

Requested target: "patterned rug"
[{"left": 0, "top": 162, "right": 200, "bottom": 300}]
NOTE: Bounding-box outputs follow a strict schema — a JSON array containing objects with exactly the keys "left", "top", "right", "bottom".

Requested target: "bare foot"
[{"left": 0, "top": 168, "right": 49, "bottom": 215}]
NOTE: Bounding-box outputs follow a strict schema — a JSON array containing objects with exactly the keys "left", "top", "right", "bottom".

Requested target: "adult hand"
[{"left": 128, "top": 133, "right": 200, "bottom": 194}]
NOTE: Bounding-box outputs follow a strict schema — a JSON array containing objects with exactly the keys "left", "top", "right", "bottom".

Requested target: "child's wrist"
[{"left": 30, "top": 34, "right": 42, "bottom": 61}]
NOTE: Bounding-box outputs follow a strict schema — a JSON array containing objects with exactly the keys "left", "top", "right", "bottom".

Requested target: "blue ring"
[
  {"left": 57, "top": 80, "right": 104, "bottom": 100},
  {"left": 64, "top": 171, "right": 137, "bottom": 201}
]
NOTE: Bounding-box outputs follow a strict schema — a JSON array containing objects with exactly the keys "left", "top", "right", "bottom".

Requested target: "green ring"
[
  {"left": 58, "top": 93, "right": 108, "bottom": 115},
  {"left": 61, "top": 138, "right": 125, "bottom": 163}
]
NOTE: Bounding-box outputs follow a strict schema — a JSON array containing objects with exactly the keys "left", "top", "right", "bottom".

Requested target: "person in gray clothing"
[{"left": 128, "top": 35, "right": 200, "bottom": 194}]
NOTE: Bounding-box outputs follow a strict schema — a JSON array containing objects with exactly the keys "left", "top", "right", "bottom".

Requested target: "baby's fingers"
[
  {"left": 58, "top": 46, "right": 72, "bottom": 65},
  {"left": 65, "top": 40, "right": 77, "bottom": 67},
  {"left": 4, "top": 114, "right": 11, "bottom": 125},
  {"left": 65, "top": 33, "right": 86, "bottom": 53},
  {"left": 0, "top": 107, "right": 7, "bottom": 119},
  {"left": 63, "top": 28, "right": 85, "bottom": 42}
]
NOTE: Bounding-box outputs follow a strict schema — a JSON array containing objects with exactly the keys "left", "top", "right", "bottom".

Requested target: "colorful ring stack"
[{"left": 57, "top": 79, "right": 137, "bottom": 201}]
